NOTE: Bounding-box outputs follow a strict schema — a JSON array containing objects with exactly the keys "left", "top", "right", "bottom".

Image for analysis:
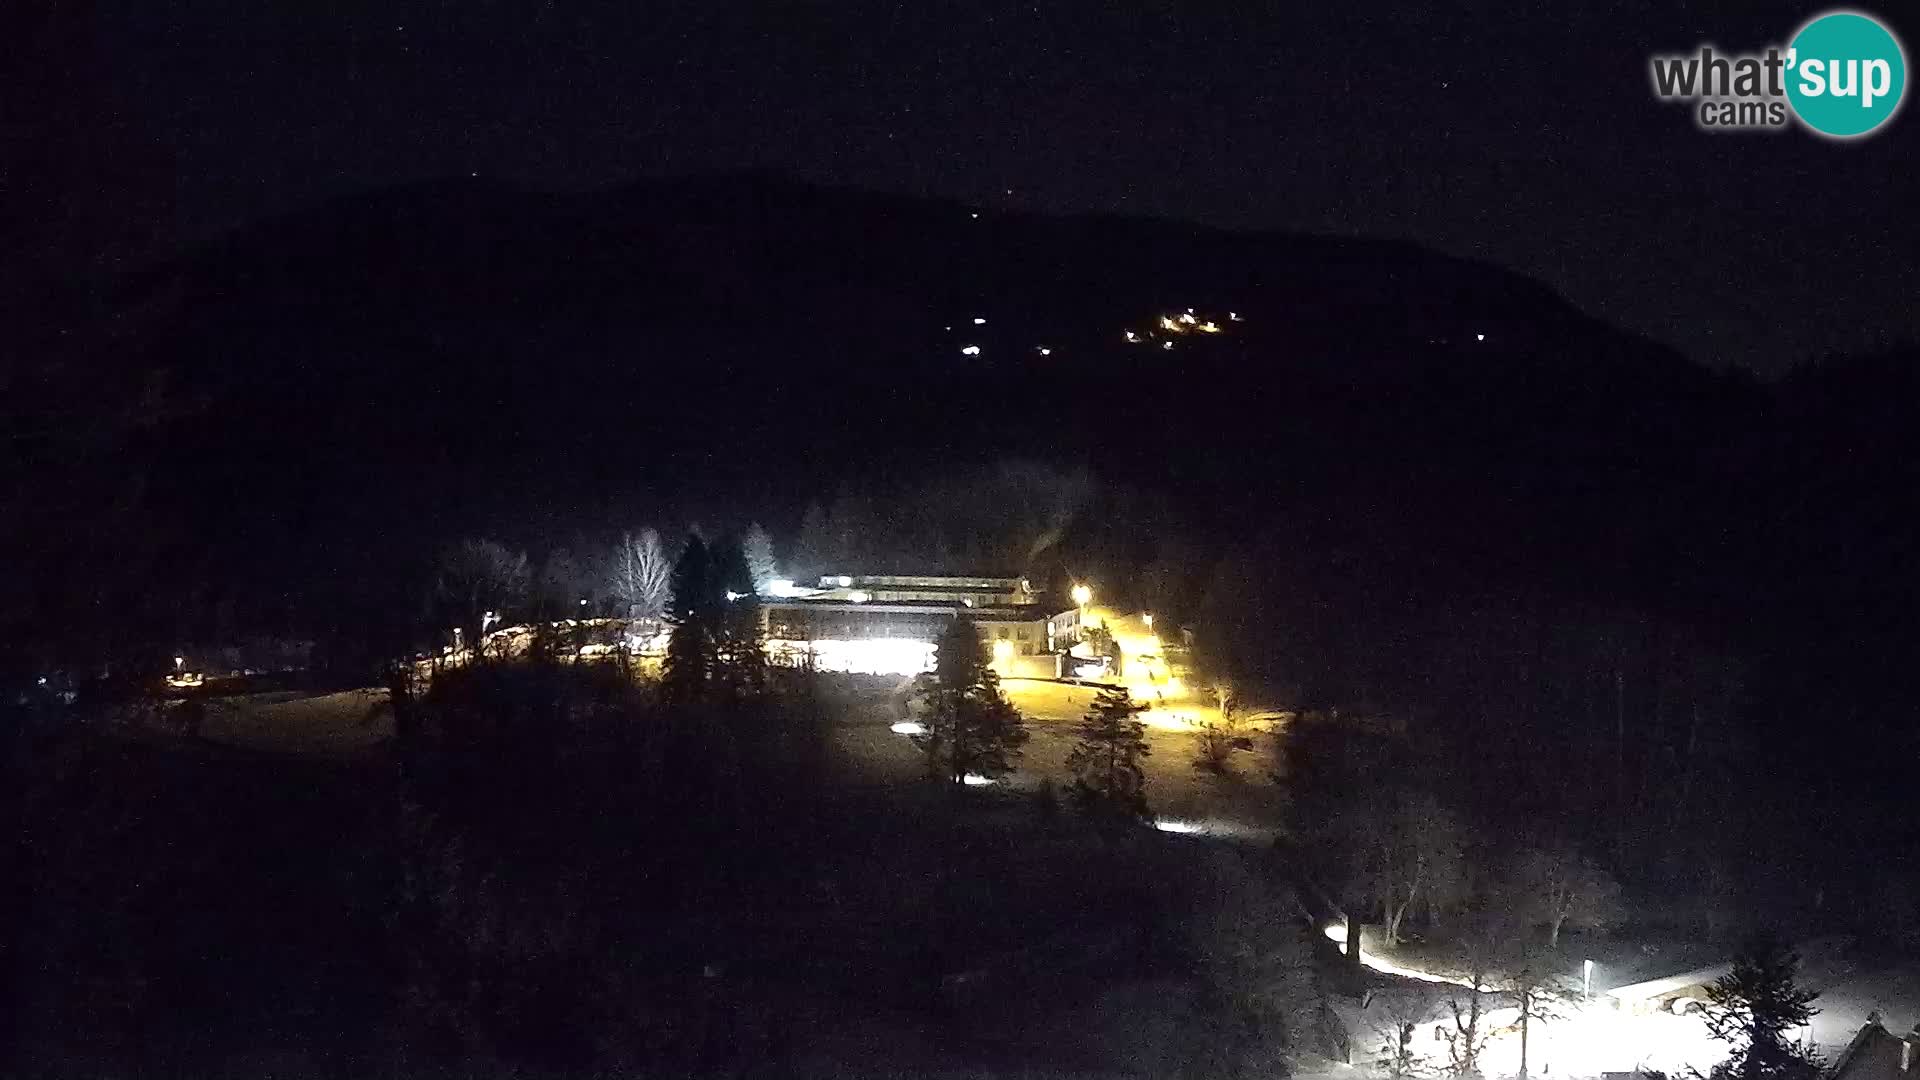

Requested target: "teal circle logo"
[{"left": 1786, "top": 11, "right": 1907, "bottom": 137}]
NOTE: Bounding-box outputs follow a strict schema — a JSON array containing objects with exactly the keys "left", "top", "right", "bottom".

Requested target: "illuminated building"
[{"left": 761, "top": 574, "right": 1080, "bottom": 676}]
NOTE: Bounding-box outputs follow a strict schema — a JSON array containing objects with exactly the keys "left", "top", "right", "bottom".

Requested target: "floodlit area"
[{"left": 1324, "top": 923, "right": 1733, "bottom": 1076}]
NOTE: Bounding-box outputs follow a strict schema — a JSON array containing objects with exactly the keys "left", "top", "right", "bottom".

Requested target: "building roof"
[
  {"left": 1830, "top": 1020, "right": 1919, "bottom": 1080},
  {"left": 762, "top": 598, "right": 1068, "bottom": 622}
]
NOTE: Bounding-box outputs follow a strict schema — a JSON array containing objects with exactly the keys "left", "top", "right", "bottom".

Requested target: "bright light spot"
[
  {"left": 1154, "top": 818, "right": 1203, "bottom": 834},
  {"left": 961, "top": 344, "right": 981, "bottom": 355},
  {"left": 769, "top": 637, "right": 934, "bottom": 675},
  {"left": 991, "top": 639, "right": 1015, "bottom": 662},
  {"left": 1476, "top": 332, "right": 1486, "bottom": 341},
  {"left": 725, "top": 590, "right": 743, "bottom": 601},
  {"left": 890, "top": 720, "right": 926, "bottom": 736},
  {"left": 1142, "top": 613, "right": 1154, "bottom": 628},
  {"left": 1162, "top": 341, "right": 1174, "bottom": 350},
  {"left": 1229, "top": 311, "right": 1243, "bottom": 321},
  {"left": 836, "top": 576, "right": 853, "bottom": 587},
  {"left": 970, "top": 212, "right": 979, "bottom": 219},
  {"left": 1037, "top": 346, "right": 1051, "bottom": 356},
  {"left": 1071, "top": 584, "right": 1092, "bottom": 606},
  {"left": 847, "top": 590, "right": 870, "bottom": 603},
  {"left": 1177, "top": 311, "right": 1198, "bottom": 325},
  {"left": 1124, "top": 330, "right": 1141, "bottom": 343},
  {"left": 765, "top": 578, "right": 797, "bottom": 597},
  {"left": 972, "top": 316, "right": 986, "bottom": 325},
  {"left": 962, "top": 773, "right": 996, "bottom": 786},
  {"left": 1198, "top": 321, "right": 1221, "bottom": 333},
  {"left": 1159, "top": 315, "right": 1185, "bottom": 332}
]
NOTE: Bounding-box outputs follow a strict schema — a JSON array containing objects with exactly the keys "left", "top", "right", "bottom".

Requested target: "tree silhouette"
[
  {"left": 1065, "top": 684, "right": 1152, "bottom": 825},
  {"left": 662, "top": 536, "right": 718, "bottom": 703},
  {"left": 608, "top": 527, "right": 672, "bottom": 625},
  {"left": 911, "top": 615, "right": 1028, "bottom": 787},
  {"left": 743, "top": 523, "right": 779, "bottom": 591},
  {"left": 710, "top": 538, "right": 767, "bottom": 699},
  {"left": 1702, "top": 935, "right": 1822, "bottom": 1080}
]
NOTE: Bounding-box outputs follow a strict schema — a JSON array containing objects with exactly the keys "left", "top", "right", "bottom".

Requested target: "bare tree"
[
  {"left": 435, "top": 538, "right": 529, "bottom": 649},
  {"left": 1438, "top": 918, "right": 1503, "bottom": 1077},
  {"left": 742, "top": 522, "right": 778, "bottom": 591},
  {"left": 1514, "top": 842, "right": 1624, "bottom": 949},
  {"left": 1369, "top": 991, "right": 1440, "bottom": 1079},
  {"left": 608, "top": 528, "right": 672, "bottom": 625},
  {"left": 1381, "top": 793, "right": 1467, "bottom": 945}
]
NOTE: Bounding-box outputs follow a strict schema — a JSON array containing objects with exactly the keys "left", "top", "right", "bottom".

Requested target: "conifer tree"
[
  {"left": 912, "top": 615, "right": 1028, "bottom": 787},
  {"left": 662, "top": 536, "right": 717, "bottom": 702},
  {"left": 1065, "top": 683, "right": 1153, "bottom": 824},
  {"left": 710, "top": 538, "right": 767, "bottom": 698},
  {"left": 1702, "top": 935, "right": 1823, "bottom": 1080}
]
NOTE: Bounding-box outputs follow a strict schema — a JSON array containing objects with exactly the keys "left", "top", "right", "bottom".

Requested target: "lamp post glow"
[{"left": 173, "top": 655, "right": 184, "bottom": 673}]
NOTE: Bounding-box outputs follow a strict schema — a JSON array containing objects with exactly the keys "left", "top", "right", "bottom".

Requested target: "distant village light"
[
  {"left": 972, "top": 316, "right": 987, "bottom": 325},
  {"left": 961, "top": 344, "right": 981, "bottom": 355},
  {"left": 1038, "top": 347, "right": 1051, "bottom": 356},
  {"left": 1476, "top": 332, "right": 1486, "bottom": 341}
]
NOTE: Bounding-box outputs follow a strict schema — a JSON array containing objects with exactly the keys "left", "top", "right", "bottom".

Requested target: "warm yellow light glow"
[
  {"left": 1176, "top": 311, "right": 1197, "bottom": 325},
  {"left": 1141, "top": 613, "right": 1153, "bottom": 629},
  {"left": 992, "top": 639, "right": 1015, "bottom": 662},
  {"left": 1071, "top": 584, "right": 1092, "bottom": 607},
  {"left": 1198, "top": 321, "right": 1221, "bottom": 333},
  {"left": 1159, "top": 314, "right": 1185, "bottom": 332}
]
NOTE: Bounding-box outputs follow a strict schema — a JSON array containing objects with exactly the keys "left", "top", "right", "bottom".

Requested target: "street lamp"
[
  {"left": 173, "top": 655, "right": 184, "bottom": 673},
  {"left": 1071, "top": 583, "right": 1092, "bottom": 607}
]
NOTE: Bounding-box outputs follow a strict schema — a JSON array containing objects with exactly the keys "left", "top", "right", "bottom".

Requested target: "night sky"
[{"left": 92, "top": 1, "right": 1920, "bottom": 375}]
